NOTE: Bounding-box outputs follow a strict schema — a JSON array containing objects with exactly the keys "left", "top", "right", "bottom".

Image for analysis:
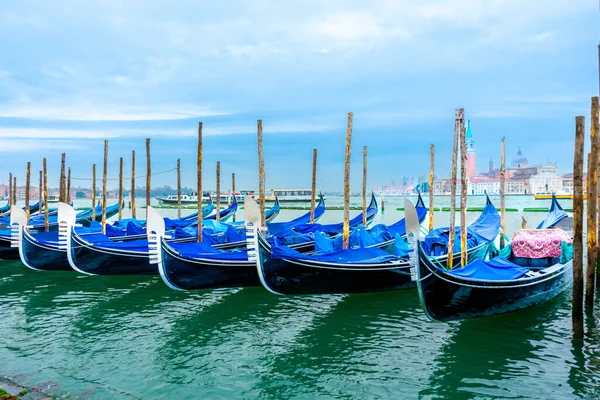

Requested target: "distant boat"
[
  {"left": 261, "top": 189, "right": 325, "bottom": 202},
  {"left": 47, "top": 194, "right": 60, "bottom": 204},
  {"left": 157, "top": 192, "right": 248, "bottom": 206},
  {"left": 534, "top": 192, "right": 585, "bottom": 200}
]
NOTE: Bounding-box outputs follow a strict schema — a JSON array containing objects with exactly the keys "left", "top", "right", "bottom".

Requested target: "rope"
[{"left": 70, "top": 167, "right": 177, "bottom": 181}]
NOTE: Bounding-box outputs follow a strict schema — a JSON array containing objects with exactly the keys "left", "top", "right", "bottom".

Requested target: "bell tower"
[{"left": 466, "top": 120, "right": 476, "bottom": 177}]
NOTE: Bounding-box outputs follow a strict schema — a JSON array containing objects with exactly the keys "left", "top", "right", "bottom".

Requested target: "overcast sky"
[{"left": 0, "top": 0, "right": 598, "bottom": 191}]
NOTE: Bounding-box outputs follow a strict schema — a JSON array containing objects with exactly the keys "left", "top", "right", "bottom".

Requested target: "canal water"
[{"left": 1, "top": 195, "right": 599, "bottom": 399}]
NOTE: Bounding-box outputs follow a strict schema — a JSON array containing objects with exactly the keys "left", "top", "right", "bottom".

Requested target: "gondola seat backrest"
[{"left": 511, "top": 229, "right": 571, "bottom": 269}]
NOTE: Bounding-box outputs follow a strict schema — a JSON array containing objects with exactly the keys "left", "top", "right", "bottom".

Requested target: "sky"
[{"left": 0, "top": 0, "right": 599, "bottom": 192}]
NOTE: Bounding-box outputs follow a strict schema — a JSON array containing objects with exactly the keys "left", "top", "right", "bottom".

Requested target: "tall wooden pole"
[
  {"left": 310, "top": 149, "right": 317, "bottom": 223},
  {"left": 131, "top": 150, "right": 136, "bottom": 218},
  {"left": 588, "top": 97, "right": 599, "bottom": 308},
  {"left": 92, "top": 164, "right": 96, "bottom": 221},
  {"left": 216, "top": 161, "right": 221, "bottom": 221},
  {"left": 25, "top": 162, "right": 31, "bottom": 220},
  {"left": 43, "top": 158, "right": 48, "bottom": 232},
  {"left": 67, "top": 167, "right": 71, "bottom": 204},
  {"left": 59, "top": 153, "right": 66, "bottom": 203},
  {"left": 500, "top": 138, "right": 507, "bottom": 249},
  {"left": 459, "top": 110, "right": 467, "bottom": 267},
  {"left": 573, "top": 116, "right": 585, "bottom": 339},
  {"left": 13, "top": 177, "right": 16, "bottom": 206},
  {"left": 447, "top": 110, "right": 460, "bottom": 269},
  {"left": 231, "top": 172, "right": 236, "bottom": 222},
  {"left": 38, "top": 170, "right": 42, "bottom": 214},
  {"left": 362, "top": 146, "right": 367, "bottom": 226},
  {"left": 429, "top": 144, "right": 435, "bottom": 232},
  {"left": 102, "top": 140, "right": 108, "bottom": 234},
  {"left": 8, "top": 173, "right": 12, "bottom": 206},
  {"left": 343, "top": 112, "right": 353, "bottom": 249},
  {"left": 146, "top": 138, "right": 151, "bottom": 220},
  {"left": 197, "top": 122, "right": 203, "bottom": 242},
  {"left": 257, "top": 120, "right": 266, "bottom": 226},
  {"left": 118, "top": 157, "right": 124, "bottom": 220},
  {"left": 177, "top": 159, "right": 182, "bottom": 219}
]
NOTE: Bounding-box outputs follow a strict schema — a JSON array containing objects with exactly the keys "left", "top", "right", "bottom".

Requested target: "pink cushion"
[{"left": 512, "top": 229, "right": 572, "bottom": 259}]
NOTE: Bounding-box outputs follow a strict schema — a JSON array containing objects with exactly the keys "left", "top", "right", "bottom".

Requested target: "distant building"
[
  {"left": 466, "top": 120, "right": 477, "bottom": 178},
  {"left": 529, "top": 162, "right": 563, "bottom": 194}
]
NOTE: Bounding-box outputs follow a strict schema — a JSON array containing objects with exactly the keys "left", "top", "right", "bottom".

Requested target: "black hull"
[
  {"left": 416, "top": 245, "right": 573, "bottom": 322},
  {"left": 159, "top": 239, "right": 260, "bottom": 290},
  {"left": 69, "top": 232, "right": 154, "bottom": 275},
  {"left": 21, "top": 231, "right": 71, "bottom": 271},
  {"left": 0, "top": 236, "right": 19, "bottom": 260},
  {"left": 256, "top": 231, "right": 413, "bottom": 295}
]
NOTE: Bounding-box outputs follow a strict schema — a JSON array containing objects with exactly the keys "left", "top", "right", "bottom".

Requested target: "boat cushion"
[
  {"left": 511, "top": 229, "right": 571, "bottom": 259},
  {"left": 446, "top": 257, "right": 529, "bottom": 281}
]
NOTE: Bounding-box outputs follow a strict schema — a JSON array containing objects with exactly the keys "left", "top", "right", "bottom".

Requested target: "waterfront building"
[{"left": 529, "top": 162, "right": 563, "bottom": 194}]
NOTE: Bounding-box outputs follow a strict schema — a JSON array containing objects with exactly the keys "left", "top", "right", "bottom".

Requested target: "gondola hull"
[
  {"left": 69, "top": 232, "right": 155, "bottom": 275},
  {"left": 256, "top": 231, "right": 413, "bottom": 295},
  {"left": 159, "top": 238, "right": 260, "bottom": 290},
  {"left": 416, "top": 245, "right": 573, "bottom": 322},
  {"left": 0, "top": 236, "right": 19, "bottom": 259},
  {"left": 20, "top": 230, "right": 71, "bottom": 271}
]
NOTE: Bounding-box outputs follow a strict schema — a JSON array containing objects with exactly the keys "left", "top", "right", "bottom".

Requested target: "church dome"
[{"left": 511, "top": 148, "right": 528, "bottom": 167}]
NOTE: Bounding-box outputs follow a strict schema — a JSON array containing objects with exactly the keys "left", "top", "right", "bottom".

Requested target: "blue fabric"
[
  {"left": 423, "top": 202, "right": 500, "bottom": 256},
  {"left": 169, "top": 241, "right": 249, "bottom": 260},
  {"left": 271, "top": 238, "right": 400, "bottom": 264},
  {"left": 265, "top": 198, "right": 281, "bottom": 222},
  {"left": 537, "top": 195, "right": 568, "bottom": 229},
  {"left": 267, "top": 194, "right": 327, "bottom": 235},
  {"left": 205, "top": 197, "right": 238, "bottom": 221},
  {"left": 446, "top": 257, "right": 529, "bottom": 280},
  {"left": 314, "top": 231, "right": 341, "bottom": 253},
  {"left": 180, "top": 202, "right": 214, "bottom": 221},
  {"left": 394, "top": 233, "right": 411, "bottom": 257}
]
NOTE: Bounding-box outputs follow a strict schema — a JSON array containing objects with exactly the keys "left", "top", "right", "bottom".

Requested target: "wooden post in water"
[
  {"left": 59, "top": 153, "right": 66, "bottom": 203},
  {"left": 67, "top": 167, "right": 71, "bottom": 204},
  {"left": 343, "top": 112, "right": 353, "bottom": 249},
  {"left": 43, "top": 158, "right": 48, "bottom": 232},
  {"left": 500, "top": 138, "right": 507, "bottom": 249},
  {"left": 573, "top": 116, "right": 585, "bottom": 339},
  {"left": 8, "top": 173, "right": 12, "bottom": 206},
  {"left": 25, "top": 162, "right": 31, "bottom": 220},
  {"left": 231, "top": 172, "right": 236, "bottom": 222},
  {"left": 177, "top": 159, "right": 182, "bottom": 219},
  {"left": 459, "top": 111, "right": 467, "bottom": 267},
  {"left": 429, "top": 144, "right": 435, "bottom": 232},
  {"left": 310, "top": 149, "right": 317, "bottom": 223},
  {"left": 13, "top": 177, "right": 16, "bottom": 205},
  {"left": 447, "top": 110, "right": 460, "bottom": 269},
  {"left": 38, "top": 170, "right": 42, "bottom": 215},
  {"left": 131, "top": 150, "right": 136, "bottom": 218},
  {"left": 91, "top": 164, "right": 96, "bottom": 221},
  {"left": 118, "top": 157, "right": 124, "bottom": 220},
  {"left": 257, "top": 120, "right": 266, "bottom": 226},
  {"left": 145, "top": 138, "right": 151, "bottom": 220},
  {"left": 197, "top": 122, "right": 203, "bottom": 242},
  {"left": 362, "top": 146, "right": 367, "bottom": 226},
  {"left": 588, "top": 97, "right": 599, "bottom": 308},
  {"left": 102, "top": 140, "right": 108, "bottom": 234},
  {"left": 216, "top": 161, "right": 221, "bottom": 221}
]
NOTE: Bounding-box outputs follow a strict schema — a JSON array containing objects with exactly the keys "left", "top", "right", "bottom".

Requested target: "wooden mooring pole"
[
  {"left": 131, "top": 150, "right": 136, "bottom": 218},
  {"left": 25, "top": 162, "right": 30, "bottom": 220},
  {"left": 459, "top": 110, "right": 467, "bottom": 267},
  {"left": 573, "top": 116, "right": 585, "bottom": 339},
  {"left": 38, "top": 170, "right": 42, "bottom": 215},
  {"left": 231, "top": 172, "right": 236, "bottom": 222},
  {"left": 102, "top": 140, "right": 108, "bottom": 234},
  {"left": 118, "top": 157, "right": 124, "bottom": 220},
  {"left": 500, "top": 138, "right": 506, "bottom": 249},
  {"left": 197, "top": 122, "right": 203, "bottom": 242},
  {"left": 343, "top": 112, "right": 353, "bottom": 249},
  {"left": 257, "top": 120, "right": 266, "bottom": 226},
  {"left": 447, "top": 110, "right": 460, "bottom": 269},
  {"left": 8, "top": 173, "right": 12, "bottom": 206},
  {"left": 177, "top": 159, "right": 181, "bottom": 219},
  {"left": 362, "top": 146, "right": 367, "bottom": 226},
  {"left": 588, "top": 97, "right": 599, "bottom": 308},
  {"left": 59, "top": 153, "right": 66, "bottom": 203},
  {"left": 92, "top": 164, "right": 96, "bottom": 222},
  {"left": 146, "top": 138, "right": 151, "bottom": 220},
  {"left": 43, "top": 158, "right": 48, "bottom": 232},
  {"left": 429, "top": 144, "right": 434, "bottom": 232},
  {"left": 310, "top": 149, "right": 317, "bottom": 223},
  {"left": 216, "top": 161, "right": 221, "bottom": 221},
  {"left": 12, "top": 177, "right": 16, "bottom": 206},
  {"left": 67, "top": 167, "right": 71, "bottom": 204}
]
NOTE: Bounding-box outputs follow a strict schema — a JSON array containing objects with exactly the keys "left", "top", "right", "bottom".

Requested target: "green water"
[{"left": 1, "top": 195, "right": 600, "bottom": 399}]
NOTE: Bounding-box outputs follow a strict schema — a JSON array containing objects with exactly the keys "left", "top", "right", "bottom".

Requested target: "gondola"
[
  {"left": 408, "top": 200, "right": 573, "bottom": 322},
  {"left": 537, "top": 193, "right": 568, "bottom": 229},
  {"left": 0, "top": 201, "right": 42, "bottom": 217},
  {"left": 255, "top": 195, "right": 500, "bottom": 295},
  {"left": 265, "top": 195, "right": 281, "bottom": 223},
  {"left": 178, "top": 198, "right": 214, "bottom": 221}
]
